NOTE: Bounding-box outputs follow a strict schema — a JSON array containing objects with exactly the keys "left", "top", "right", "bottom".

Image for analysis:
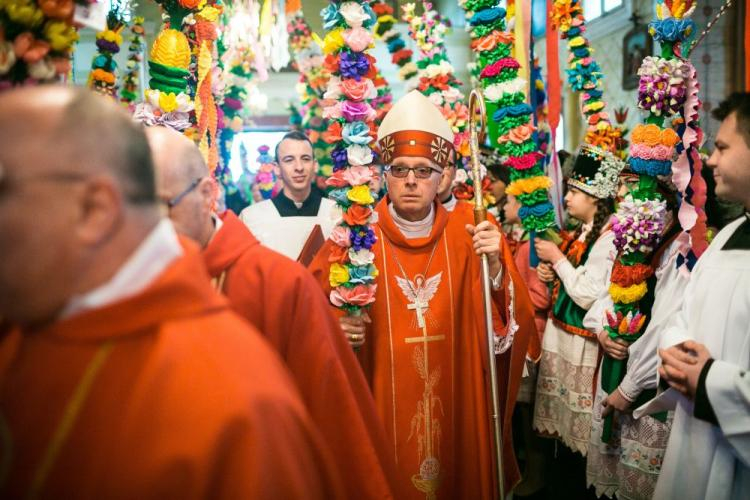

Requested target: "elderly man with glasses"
[{"left": 309, "top": 90, "right": 537, "bottom": 499}]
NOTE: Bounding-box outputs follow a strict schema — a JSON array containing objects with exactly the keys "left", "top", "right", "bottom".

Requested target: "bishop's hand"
[
  {"left": 339, "top": 312, "right": 371, "bottom": 348},
  {"left": 466, "top": 221, "right": 502, "bottom": 278}
]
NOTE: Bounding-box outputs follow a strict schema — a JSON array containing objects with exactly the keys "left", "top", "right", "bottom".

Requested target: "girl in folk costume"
[{"left": 531, "top": 145, "right": 624, "bottom": 460}]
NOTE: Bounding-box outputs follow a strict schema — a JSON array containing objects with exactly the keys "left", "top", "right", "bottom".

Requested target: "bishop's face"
[
  {"left": 385, "top": 156, "right": 442, "bottom": 222},
  {"left": 707, "top": 112, "right": 750, "bottom": 209}
]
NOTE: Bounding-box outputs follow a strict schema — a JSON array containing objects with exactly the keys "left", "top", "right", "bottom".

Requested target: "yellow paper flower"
[
  {"left": 5, "top": 0, "right": 44, "bottom": 28},
  {"left": 507, "top": 175, "right": 553, "bottom": 196},
  {"left": 98, "top": 29, "right": 123, "bottom": 46},
  {"left": 329, "top": 263, "right": 350, "bottom": 288},
  {"left": 158, "top": 92, "right": 179, "bottom": 112},
  {"left": 569, "top": 36, "right": 586, "bottom": 48},
  {"left": 322, "top": 28, "right": 345, "bottom": 55},
  {"left": 609, "top": 282, "right": 648, "bottom": 304},
  {"left": 347, "top": 184, "right": 375, "bottom": 205},
  {"left": 197, "top": 5, "right": 221, "bottom": 22},
  {"left": 43, "top": 20, "right": 79, "bottom": 52}
]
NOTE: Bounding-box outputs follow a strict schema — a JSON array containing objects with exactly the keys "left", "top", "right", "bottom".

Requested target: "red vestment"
[
  {"left": 309, "top": 198, "right": 537, "bottom": 498},
  {"left": 0, "top": 242, "right": 344, "bottom": 499},
  {"left": 203, "top": 211, "right": 395, "bottom": 500}
]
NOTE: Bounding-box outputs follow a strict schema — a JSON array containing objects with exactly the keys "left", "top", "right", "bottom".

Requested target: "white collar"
[
  {"left": 61, "top": 219, "right": 183, "bottom": 319},
  {"left": 389, "top": 202, "right": 435, "bottom": 239},
  {"left": 442, "top": 194, "right": 457, "bottom": 212}
]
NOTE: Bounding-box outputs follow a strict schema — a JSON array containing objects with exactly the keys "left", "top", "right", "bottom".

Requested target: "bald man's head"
[
  {"left": 0, "top": 85, "right": 156, "bottom": 205},
  {"left": 147, "top": 125, "right": 208, "bottom": 184},
  {"left": 146, "top": 126, "right": 216, "bottom": 247},
  {"left": 0, "top": 85, "right": 161, "bottom": 327}
]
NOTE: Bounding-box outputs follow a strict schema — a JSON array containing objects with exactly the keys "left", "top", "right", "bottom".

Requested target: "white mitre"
[{"left": 376, "top": 90, "right": 455, "bottom": 168}]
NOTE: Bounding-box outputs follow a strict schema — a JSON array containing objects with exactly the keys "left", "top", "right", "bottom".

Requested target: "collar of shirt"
[
  {"left": 442, "top": 194, "right": 457, "bottom": 212},
  {"left": 60, "top": 219, "right": 184, "bottom": 319},
  {"left": 272, "top": 184, "right": 323, "bottom": 217},
  {"left": 389, "top": 202, "right": 435, "bottom": 239},
  {"left": 722, "top": 212, "right": 750, "bottom": 251}
]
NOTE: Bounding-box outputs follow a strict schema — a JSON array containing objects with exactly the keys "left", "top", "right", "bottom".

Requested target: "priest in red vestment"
[
  {"left": 309, "top": 90, "right": 537, "bottom": 498},
  {"left": 0, "top": 86, "right": 344, "bottom": 499},
  {"left": 147, "top": 126, "right": 395, "bottom": 500}
]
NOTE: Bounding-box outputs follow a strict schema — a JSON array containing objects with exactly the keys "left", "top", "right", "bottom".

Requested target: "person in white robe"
[
  {"left": 635, "top": 93, "right": 750, "bottom": 500},
  {"left": 240, "top": 130, "right": 335, "bottom": 260}
]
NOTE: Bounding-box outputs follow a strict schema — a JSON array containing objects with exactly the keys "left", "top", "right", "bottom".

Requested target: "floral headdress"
[{"left": 567, "top": 144, "right": 626, "bottom": 200}]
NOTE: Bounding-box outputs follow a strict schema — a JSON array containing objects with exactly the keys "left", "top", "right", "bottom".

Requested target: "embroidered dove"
[{"left": 396, "top": 272, "right": 442, "bottom": 329}]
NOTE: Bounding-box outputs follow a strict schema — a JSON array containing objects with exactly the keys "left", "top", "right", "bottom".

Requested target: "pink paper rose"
[
  {"left": 330, "top": 284, "right": 376, "bottom": 307},
  {"left": 343, "top": 165, "right": 373, "bottom": 186},
  {"left": 330, "top": 226, "right": 352, "bottom": 247},
  {"left": 343, "top": 27, "right": 373, "bottom": 52}
]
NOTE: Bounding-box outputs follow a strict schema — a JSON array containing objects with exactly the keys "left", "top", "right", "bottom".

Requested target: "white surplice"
[
  {"left": 238, "top": 197, "right": 336, "bottom": 260},
  {"left": 635, "top": 216, "right": 750, "bottom": 500}
]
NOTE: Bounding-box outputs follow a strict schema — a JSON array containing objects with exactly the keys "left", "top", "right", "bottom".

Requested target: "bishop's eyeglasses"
[{"left": 385, "top": 165, "right": 442, "bottom": 179}]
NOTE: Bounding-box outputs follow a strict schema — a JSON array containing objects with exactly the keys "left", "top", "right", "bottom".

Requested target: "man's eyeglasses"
[
  {"left": 166, "top": 177, "right": 204, "bottom": 209},
  {"left": 0, "top": 161, "right": 90, "bottom": 196},
  {"left": 385, "top": 165, "right": 441, "bottom": 179}
]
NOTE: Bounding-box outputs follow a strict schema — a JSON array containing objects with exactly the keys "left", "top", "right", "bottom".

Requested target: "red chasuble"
[
  {"left": 309, "top": 197, "right": 536, "bottom": 498},
  {"left": 0, "top": 242, "right": 344, "bottom": 499},
  {"left": 203, "top": 211, "right": 396, "bottom": 500}
]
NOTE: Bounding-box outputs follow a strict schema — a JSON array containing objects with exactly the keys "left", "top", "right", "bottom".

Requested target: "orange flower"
[
  {"left": 322, "top": 121, "right": 343, "bottom": 144},
  {"left": 661, "top": 128, "right": 680, "bottom": 147},
  {"left": 13, "top": 32, "right": 50, "bottom": 64},
  {"left": 632, "top": 124, "right": 659, "bottom": 147},
  {"left": 328, "top": 244, "right": 350, "bottom": 264},
  {"left": 178, "top": 0, "right": 201, "bottom": 9},
  {"left": 343, "top": 204, "right": 372, "bottom": 226},
  {"left": 91, "top": 68, "right": 115, "bottom": 84},
  {"left": 38, "top": 0, "right": 74, "bottom": 21},
  {"left": 471, "top": 33, "right": 499, "bottom": 52}
]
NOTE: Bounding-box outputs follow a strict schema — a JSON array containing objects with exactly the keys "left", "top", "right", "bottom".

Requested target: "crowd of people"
[{"left": 0, "top": 84, "right": 748, "bottom": 499}]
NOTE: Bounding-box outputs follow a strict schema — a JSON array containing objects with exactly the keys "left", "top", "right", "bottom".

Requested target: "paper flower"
[
  {"left": 330, "top": 284, "right": 376, "bottom": 307},
  {"left": 342, "top": 121, "right": 372, "bottom": 145},
  {"left": 346, "top": 144, "right": 374, "bottom": 166},
  {"left": 331, "top": 226, "right": 352, "bottom": 247},
  {"left": 339, "top": 1, "right": 372, "bottom": 29},
  {"left": 340, "top": 77, "right": 375, "bottom": 101},
  {"left": 343, "top": 27, "right": 373, "bottom": 52},
  {"left": 329, "top": 263, "right": 351, "bottom": 287}
]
